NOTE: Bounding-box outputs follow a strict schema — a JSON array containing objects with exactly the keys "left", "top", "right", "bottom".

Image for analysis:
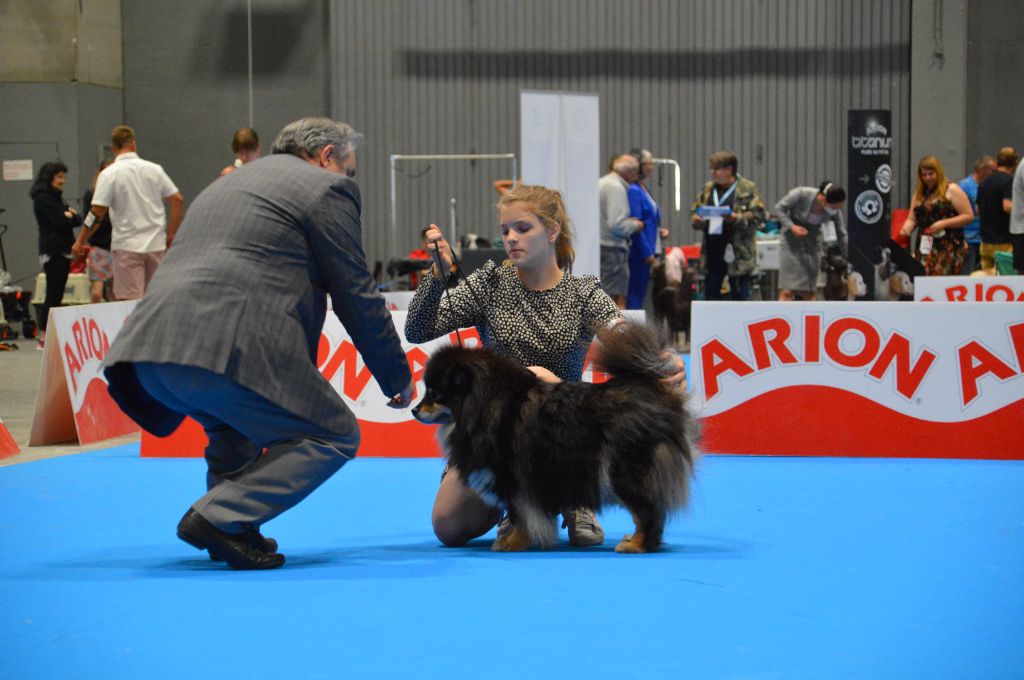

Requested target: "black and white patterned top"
[{"left": 405, "top": 260, "right": 622, "bottom": 382}]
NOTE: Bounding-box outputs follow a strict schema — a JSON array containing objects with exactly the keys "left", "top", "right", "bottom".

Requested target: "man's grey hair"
[{"left": 271, "top": 117, "right": 364, "bottom": 158}]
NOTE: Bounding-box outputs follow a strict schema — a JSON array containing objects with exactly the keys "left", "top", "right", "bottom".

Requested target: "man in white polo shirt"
[{"left": 74, "top": 125, "right": 183, "bottom": 300}]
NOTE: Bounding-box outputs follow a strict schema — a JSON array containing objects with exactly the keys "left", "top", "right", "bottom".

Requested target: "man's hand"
[
  {"left": 790, "top": 225, "right": 809, "bottom": 238},
  {"left": 387, "top": 381, "right": 415, "bottom": 409},
  {"left": 71, "top": 242, "right": 86, "bottom": 258},
  {"left": 659, "top": 351, "right": 687, "bottom": 396},
  {"left": 527, "top": 366, "right": 562, "bottom": 384}
]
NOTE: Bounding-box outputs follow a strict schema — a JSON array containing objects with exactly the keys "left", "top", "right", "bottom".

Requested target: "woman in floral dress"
[{"left": 899, "top": 156, "right": 973, "bottom": 275}]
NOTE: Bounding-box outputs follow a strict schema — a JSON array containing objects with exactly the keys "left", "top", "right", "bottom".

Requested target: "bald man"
[{"left": 598, "top": 154, "right": 645, "bottom": 307}]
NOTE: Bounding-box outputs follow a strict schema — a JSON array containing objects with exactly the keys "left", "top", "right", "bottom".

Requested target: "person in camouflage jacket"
[{"left": 689, "top": 151, "right": 768, "bottom": 300}]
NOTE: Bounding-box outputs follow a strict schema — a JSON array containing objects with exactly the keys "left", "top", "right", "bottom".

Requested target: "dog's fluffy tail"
[{"left": 593, "top": 321, "right": 676, "bottom": 382}]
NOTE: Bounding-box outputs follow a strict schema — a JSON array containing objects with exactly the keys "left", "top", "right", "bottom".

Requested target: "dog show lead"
[{"left": 405, "top": 184, "right": 687, "bottom": 548}]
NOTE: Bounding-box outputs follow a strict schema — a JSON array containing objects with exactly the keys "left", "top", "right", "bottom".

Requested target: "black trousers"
[{"left": 40, "top": 256, "right": 70, "bottom": 332}]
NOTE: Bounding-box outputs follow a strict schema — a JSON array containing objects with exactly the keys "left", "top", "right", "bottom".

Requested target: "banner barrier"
[
  {"left": 915, "top": 275, "right": 1024, "bottom": 302},
  {"left": 29, "top": 301, "right": 140, "bottom": 446},
  {"left": 142, "top": 310, "right": 620, "bottom": 458},
  {"left": 690, "top": 301, "right": 1024, "bottom": 459},
  {"left": 382, "top": 291, "right": 415, "bottom": 311},
  {"left": 0, "top": 417, "right": 18, "bottom": 458}
]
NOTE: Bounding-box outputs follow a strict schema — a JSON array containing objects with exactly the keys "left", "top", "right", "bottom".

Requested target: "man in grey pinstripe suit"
[{"left": 104, "top": 117, "right": 413, "bottom": 569}]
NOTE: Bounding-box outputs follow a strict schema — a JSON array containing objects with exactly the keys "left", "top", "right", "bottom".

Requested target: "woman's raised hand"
[{"left": 424, "top": 224, "right": 453, "bottom": 279}]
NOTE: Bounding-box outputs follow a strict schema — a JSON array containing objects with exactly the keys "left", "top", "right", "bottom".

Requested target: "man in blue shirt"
[{"left": 957, "top": 155, "right": 995, "bottom": 274}]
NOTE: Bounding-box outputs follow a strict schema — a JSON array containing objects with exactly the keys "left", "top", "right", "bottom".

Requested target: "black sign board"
[{"left": 847, "top": 110, "right": 893, "bottom": 300}]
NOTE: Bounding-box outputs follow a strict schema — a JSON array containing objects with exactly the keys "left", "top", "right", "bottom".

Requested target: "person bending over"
[
  {"left": 103, "top": 117, "right": 413, "bottom": 569},
  {"left": 774, "top": 181, "right": 847, "bottom": 301}
]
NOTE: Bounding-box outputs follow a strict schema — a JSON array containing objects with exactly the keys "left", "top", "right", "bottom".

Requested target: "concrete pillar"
[{"left": 910, "top": 0, "right": 969, "bottom": 181}]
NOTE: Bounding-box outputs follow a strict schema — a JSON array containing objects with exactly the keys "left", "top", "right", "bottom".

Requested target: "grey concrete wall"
[
  {"left": 0, "top": 83, "right": 123, "bottom": 287},
  {"left": 0, "top": 0, "right": 122, "bottom": 86},
  {"left": 331, "top": 0, "right": 914, "bottom": 268},
  {"left": 965, "top": 0, "right": 1024, "bottom": 166},
  {"left": 909, "top": 0, "right": 969, "bottom": 186},
  {"left": 0, "top": 3, "right": 77, "bottom": 81},
  {"left": 76, "top": 0, "right": 124, "bottom": 88},
  {"left": 120, "top": 0, "right": 329, "bottom": 213},
  {"left": 8, "top": 0, "right": 1013, "bottom": 289}
]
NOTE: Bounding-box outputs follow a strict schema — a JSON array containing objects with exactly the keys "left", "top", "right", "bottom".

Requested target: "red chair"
[{"left": 891, "top": 208, "right": 910, "bottom": 248}]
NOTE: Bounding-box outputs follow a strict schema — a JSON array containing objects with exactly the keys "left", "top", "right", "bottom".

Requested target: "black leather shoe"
[
  {"left": 209, "top": 530, "right": 278, "bottom": 562},
  {"left": 177, "top": 509, "right": 285, "bottom": 570}
]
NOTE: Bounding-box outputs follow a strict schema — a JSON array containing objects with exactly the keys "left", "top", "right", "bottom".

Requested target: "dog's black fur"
[
  {"left": 821, "top": 244, "right": 849, "bottom": 301},
  {"left": 412, "top": 322, "right": 697, "bottom": 553}
]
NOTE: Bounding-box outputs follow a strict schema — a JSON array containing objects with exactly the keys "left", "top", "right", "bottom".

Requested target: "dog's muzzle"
[{"left": 412, "top": 400, "right": 453, "bottom": 424}]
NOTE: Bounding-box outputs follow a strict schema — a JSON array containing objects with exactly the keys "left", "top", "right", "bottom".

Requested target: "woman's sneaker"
[{"left": 562, "top": 508, "right": 605, "bottom": 546}]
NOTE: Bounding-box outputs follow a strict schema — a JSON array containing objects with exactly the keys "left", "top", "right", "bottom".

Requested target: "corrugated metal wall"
[{"left": 331, "top": 0, "right": 911, "bottom": 272}]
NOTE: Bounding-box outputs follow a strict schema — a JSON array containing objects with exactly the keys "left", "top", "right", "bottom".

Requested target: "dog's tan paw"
[
  {"left": 614, "top": 539, "right": 648, "bottom": 554},
  {"left": 491, "top": 526, "right": 532, "bottom": 552},
  {"left": 615, "top": 529, "right": 651, "bottom": 553}
]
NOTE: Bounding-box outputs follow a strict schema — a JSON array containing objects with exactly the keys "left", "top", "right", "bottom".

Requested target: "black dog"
[
  {"left": 821, "top": 244, "right": 849, "bottom": 301},
  {"left": 412, "top": 322, "right": 697, "bottom": 553}
]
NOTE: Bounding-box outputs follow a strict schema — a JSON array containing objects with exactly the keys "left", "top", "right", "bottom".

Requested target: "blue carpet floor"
[{"left": 1, "top": 447, "right": 1022, "bottom": 679}]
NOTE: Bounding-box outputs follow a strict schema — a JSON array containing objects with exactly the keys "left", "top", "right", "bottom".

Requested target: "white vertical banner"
[{"left": 520, "top": 90, "right": 600, "bottom": 278}]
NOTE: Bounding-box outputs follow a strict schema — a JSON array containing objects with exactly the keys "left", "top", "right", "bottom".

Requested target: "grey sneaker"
[{"left": 562, "top": 508, "right": 605, "bottom": 546}]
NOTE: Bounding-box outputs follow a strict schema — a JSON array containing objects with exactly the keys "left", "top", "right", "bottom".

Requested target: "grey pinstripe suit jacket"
[{"left": 104, "top": 153, "right": 411, "bottom": 437}]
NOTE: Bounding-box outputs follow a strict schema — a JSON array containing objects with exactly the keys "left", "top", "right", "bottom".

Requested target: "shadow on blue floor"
[{"left": 2, "top": 446, "right": 1022, "bottom": 679}]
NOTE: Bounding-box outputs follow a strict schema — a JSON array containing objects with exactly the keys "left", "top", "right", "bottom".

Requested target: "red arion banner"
[
  {"left": 915, "top": 275, "right": 1024, "bottom": 302},
  {"left": 30, "top": 302, "right": 140, "bottom": 446},
  {"left": 689, "top": 301, "right": 1024, "bottom": 459}
]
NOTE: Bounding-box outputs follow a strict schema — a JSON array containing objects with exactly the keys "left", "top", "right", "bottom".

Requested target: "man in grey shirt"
[{"left": 598, "top": 154, "right": 643, "bottom": 307}]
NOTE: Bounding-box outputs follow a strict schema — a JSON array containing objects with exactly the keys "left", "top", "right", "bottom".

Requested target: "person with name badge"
[
  {"left": 899, "top": 155, "right": 973, "bottom": 276},
  {"left": 690, "top": 151, "right": 767, "bottom": 300},
  {"left": 773, "top": 181, "right": 848, "bottom": 301}
]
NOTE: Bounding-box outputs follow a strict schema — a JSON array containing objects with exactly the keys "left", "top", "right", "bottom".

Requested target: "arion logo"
[
  {"left": 62, "top": 316, "right": 111, "bottom": 396},
  {"left": 699, "top": 316, "right": 1024, "bottom": 409}
]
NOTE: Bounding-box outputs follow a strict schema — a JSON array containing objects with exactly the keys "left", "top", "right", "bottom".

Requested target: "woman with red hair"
[{"left": 899, "top": 156, "right": 973, "bottom": 275}]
